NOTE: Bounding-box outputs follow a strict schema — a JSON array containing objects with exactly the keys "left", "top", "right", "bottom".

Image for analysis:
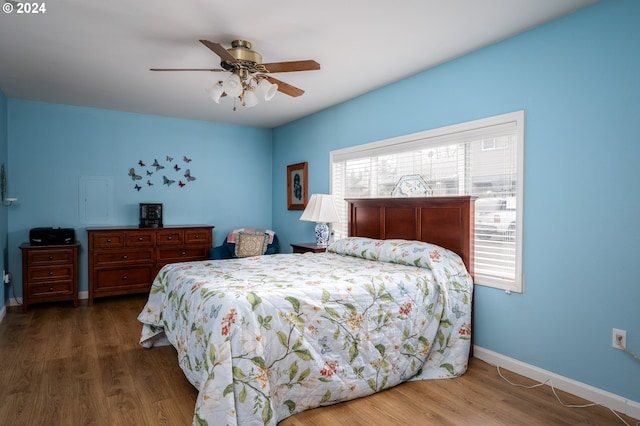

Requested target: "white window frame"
[{"left": 330, "top": 111, "right": 525, "bottom": 293}]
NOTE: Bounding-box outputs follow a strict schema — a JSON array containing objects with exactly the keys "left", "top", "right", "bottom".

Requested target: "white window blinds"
[{"left": 330, "top": 111, "right": 524, "bottom": 292}]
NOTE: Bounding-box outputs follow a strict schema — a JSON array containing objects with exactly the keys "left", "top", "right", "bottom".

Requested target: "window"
[
  {"left": 330, "top": 111, "right": 524, "bottom": 293},
  {"left": 482, "top": 139, "right": 496, "bottom": 151}
]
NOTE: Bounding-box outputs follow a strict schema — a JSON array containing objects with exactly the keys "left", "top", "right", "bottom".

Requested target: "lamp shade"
[
  {"left": 223, "top": 73, "right": 243, "bottom": 97},
  {"left": 299, "top": 194, "right": 340, "bottom": 223},
  {"left": 206, "top": 82, "right": 225, "bottom": 104},
  {"left": 257, "top": 79, "right": 278, "bottom": 101},
  {"left": 243, "top": 90, "right": 258, "bottom": 107}
]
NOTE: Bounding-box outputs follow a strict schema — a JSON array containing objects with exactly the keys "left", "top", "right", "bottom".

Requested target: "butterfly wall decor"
[
  {"left": 128, "top": 168, "right": 142, "bottom": 181},
  {"left": 163, "top": 176, "right": 175, "bottom": 186},
  {"left": 152, "top": 159, "right": 165, "bottom": 171},
  {"left": 128, "top": 154, "right": 197, "bottom": 191}
]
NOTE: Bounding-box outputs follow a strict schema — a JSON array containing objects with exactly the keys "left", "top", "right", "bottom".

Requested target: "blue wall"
[
  {"left": 2, "top": 0, "right": 638, "bottom": 407},
  {"left": 271, "top": 0, "right": 640, "bottom": 403},
  {"left": 0, "top": 90, "right": 7, "bottom": 311},
  {"left": 7, "top": 100, "right": 273, "bottom": 296}
]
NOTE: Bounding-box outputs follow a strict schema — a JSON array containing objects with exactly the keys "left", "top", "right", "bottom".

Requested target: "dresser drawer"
[
  {"left": 93, "top": 248, "right": 154, "bottom": 265},
  {"left": 92, "top": 232, "right": 125, "bottom": 249},
  {"left": 28, "top": 281, "right": 73, "bottom": 297},
  {"left": 157, "top": 247, "right": 209, "bottom": 262},
  {"left": 157, "top": 230, "right": 184, "bottom": 245},
  {"left": 28, "top": 265, "right": 74, "bottom": 282},
  {"left": 28, "top": 249, "right": 75, "bottom": 265},
  {"left": 184, "top": 228, "right": 211, "bottom": 245},
  {"left": 94, "top": 266, "right": 155, "bottom": 290},
  {"left": 125, "top": 231, "right": 156, "bottom": 247}
]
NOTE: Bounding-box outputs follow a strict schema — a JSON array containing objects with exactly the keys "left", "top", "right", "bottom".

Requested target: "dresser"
[
  {"left": 87, "top": 225, "right": 213, "bottom": 304},
  {"left": 20, "top": 243, "right": 80, "bottom": 312}
]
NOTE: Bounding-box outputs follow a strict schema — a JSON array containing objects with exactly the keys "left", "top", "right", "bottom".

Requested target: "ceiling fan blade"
[
  {"left": 262, "top": 60, "right": 320, "bottom": 73},
  {"left": 263, "top": 76, "right": 305, "bottom": 97},
  {"left": 199, "top": 40, "right": 238, "bottom": 63},
  {"left": 150, "top": 68, "right": 226, "bottom": 72}
]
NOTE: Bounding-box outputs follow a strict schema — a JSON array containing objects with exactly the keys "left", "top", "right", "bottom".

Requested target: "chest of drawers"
[
  {"left": 20, "top": 243, "right": 80, "bottom": 312},
  {"left": 87, "top": 225, "right": 213, "bottom": 304}
]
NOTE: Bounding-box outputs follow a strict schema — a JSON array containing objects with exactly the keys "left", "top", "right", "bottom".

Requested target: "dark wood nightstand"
[
  {"left": 290, "top": 243, "right": 327, "bottom": 254},
  {"left": 20, "top": 243, "right": 80, "bottom": 312}
]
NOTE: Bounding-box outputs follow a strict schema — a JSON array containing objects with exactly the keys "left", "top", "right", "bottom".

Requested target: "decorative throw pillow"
[{"left": 235, "top": 232, "right": 270, "bottom": 258}]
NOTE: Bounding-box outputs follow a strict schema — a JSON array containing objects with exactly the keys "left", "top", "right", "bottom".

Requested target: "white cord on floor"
[{"left": 496, "top": 366, "right": 639, "bottom": 426}]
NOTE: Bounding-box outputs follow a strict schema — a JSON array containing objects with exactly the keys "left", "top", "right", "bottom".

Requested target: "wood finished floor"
[{"left": 0, "top": 294, "right": 637, "bottom": 426}]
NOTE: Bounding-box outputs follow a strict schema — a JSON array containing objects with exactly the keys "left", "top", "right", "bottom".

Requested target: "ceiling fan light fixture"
[
  {"left": 223, "top": 73, "right": 243, "bottom": 97},
  {"left": 154, "top": 39, "right": 319, "bottom": 110},
  {"left": 206, "top": 82, "right": 225, "bottom": 103},
  {"left": 258, "top": 79, "right": 278, "bottom": 101}
]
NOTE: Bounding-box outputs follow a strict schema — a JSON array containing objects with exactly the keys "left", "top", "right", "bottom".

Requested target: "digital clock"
[{"left": 139, "top": 203, "right": 163, "bottom": 228}]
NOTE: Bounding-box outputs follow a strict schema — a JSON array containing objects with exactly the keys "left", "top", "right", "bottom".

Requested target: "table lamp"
[{"left": 299, "top": 194, "right": 340, "bottom": 246}]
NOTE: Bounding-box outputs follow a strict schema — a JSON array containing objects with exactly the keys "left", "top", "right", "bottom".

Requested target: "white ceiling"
[{"left": 0, "top": 0, "right": 597, "bottom": 128}]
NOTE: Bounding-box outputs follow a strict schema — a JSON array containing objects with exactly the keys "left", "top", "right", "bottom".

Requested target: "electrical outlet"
[
  {"left": 2, "top": 270, "right": 9, "bottom": 285},
  {"left": 612, "top": 328, "right": 627, "bottom": 350}
]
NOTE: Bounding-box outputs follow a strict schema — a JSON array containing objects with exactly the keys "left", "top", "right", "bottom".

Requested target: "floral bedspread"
[{"left": 138, "top": 238, "right": 473, "bottom": 426}]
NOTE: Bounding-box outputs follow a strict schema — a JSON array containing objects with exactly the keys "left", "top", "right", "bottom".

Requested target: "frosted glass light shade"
[
  {"left": 257, "top": 79, "right": 278, "bottom": 101},
  {"left": 243, "top": 90, "right": 258, "bottom": 107},
  {"left": 223, "top": 74, "right": 243, "bottom": 97},
  {"left": 206, "top": 83, "right": 225, "bottom": 103}
]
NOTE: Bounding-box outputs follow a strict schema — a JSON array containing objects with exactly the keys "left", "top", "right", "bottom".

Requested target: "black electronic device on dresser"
[
  {"left": 29, "top": 227, "right": 76, "bottom": 245},
  {"left": 139, "top": 203, "right": 163, "bottom": 227}
]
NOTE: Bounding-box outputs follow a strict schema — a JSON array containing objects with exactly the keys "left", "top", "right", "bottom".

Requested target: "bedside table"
[
  {"left": 290, "top": 243, "right": 327, "bottom": 254},
  {"left": 20, "top": 242, "right": 80, "bottom": 312}
]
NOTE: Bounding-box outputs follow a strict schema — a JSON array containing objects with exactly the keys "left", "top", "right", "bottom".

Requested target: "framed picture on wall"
[{"left": 287, "top": 162, "right": 308, "bottom": 210}]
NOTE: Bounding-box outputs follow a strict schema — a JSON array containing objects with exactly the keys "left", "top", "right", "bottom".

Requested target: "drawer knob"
[
  {"left": 48, "top": 256, "right": 53, "bottom": 260},
  {"left": 48, "top": 271, "right": 54, "bottom": 276},
  {"left": 167, "top": 236, "right": 172, "bottom": 240},
  {"left": 49, "top": 287, "right": 53, "bottom": 292},
  {"left": 181, "top": 251, "right": 187, "bottom": 256},
  {"left": 106, "top": 239, "right": 112, "bottom": 243},
  {"left": 122, "top": 255, "right": 128, "bottom": 259},
  {"left": 138, "top": 237, "right": 143, "bottom": 241},
  {"left": 122, "top": 275, "right": 128, "bottom": 280},
  {"left": 194, "top": 235, "right": 199, "bottom": 239}
]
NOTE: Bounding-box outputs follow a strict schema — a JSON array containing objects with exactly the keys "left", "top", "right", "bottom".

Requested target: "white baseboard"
[{"left": 473, "top": 346, "right": 640, "bottom": 420}]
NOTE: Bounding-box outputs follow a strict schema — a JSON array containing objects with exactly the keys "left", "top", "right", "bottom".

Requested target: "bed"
[{"left": 138, "top": 196, "right": 475, "bottom": 426}]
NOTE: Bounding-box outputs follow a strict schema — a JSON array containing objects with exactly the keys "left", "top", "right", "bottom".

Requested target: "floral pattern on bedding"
[{"left": 138, "top": 239, "right": 473, "bottom": 426}]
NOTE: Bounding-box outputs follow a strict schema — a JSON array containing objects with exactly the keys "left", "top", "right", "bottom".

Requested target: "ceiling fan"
[{"left": 151, "top": 39, "right": 320, "bottom": 108}]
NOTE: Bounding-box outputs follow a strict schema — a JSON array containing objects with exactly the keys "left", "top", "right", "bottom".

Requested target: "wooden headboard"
[{"left": 346, "top": 196, "right": 475, "bottom": 278}]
